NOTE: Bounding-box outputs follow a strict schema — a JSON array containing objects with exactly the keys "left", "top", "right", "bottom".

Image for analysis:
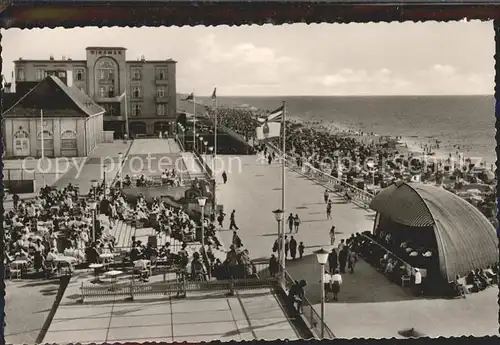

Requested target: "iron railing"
[
  {"left": 282, "top": 268, "right": 336, "bottom": 339},
  {"left": 265, "top": 142, "right": 374, "bottom": 209}
]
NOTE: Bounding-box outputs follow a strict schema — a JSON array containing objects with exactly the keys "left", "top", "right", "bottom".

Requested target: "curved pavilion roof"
[{"left": 369, "top": 182, "right": 497, "bottom": 281}]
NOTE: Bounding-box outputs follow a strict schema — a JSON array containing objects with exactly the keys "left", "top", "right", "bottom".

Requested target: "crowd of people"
[
  {"left": 202, "top": 104, "right": 495, "bottom": 225},
  {"left": 350, "top": 231, "right": 498, "bottom": 297},
  {"left": 5, "top": 184, "right": 106, "bottom": 279}
]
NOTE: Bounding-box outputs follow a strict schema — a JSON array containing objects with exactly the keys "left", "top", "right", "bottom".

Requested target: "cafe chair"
[
  {"left": 9, "top": 263, "right": 22, "bottom": 280},
  {"left": 401, "top": 274, "right": 411, "bottom": 287}
]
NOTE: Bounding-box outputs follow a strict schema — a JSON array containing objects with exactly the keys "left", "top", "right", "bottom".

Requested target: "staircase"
[{"left": 109, "top": 220, "right": 137, "bottom": 249}]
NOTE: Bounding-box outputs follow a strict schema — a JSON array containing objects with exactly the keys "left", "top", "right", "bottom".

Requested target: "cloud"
[
  {"left": 308, "top": 68, "right": 413, "bottom": 95},
  {"left": 178, "top": 33, "right": 304, "bottom": 94},
  {"left": 432, "top": 64, "right": 456, "bottom": 76}
]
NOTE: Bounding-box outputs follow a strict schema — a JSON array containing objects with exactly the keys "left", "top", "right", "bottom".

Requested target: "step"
[{"left": 116, "top": 221, "right": 125, "bottom": 247}]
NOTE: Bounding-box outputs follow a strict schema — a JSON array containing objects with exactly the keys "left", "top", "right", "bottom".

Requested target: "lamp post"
[
  {"left": 195, "top": 133, "right": 200, "bottom": 151},
  {"left": 89, "top": 201, "right": 98, "bottom": 242},
  {"left": 198, "top": 197, "right": 207, "bottom": 248},
  {"left": 204, "top": 141, "right": 208, "bottom": 155},
  {"left": 199, "top": 136, "right": 203, "bottom": 153},
  {"left": 314, "top": 248, "right": 329, "bottom": 339},
  {"left": 90, "top": 179, "right": 98, "bottom": 198},
  {"left": 118, "top": 152, "right": 123, "bottom": 189},
  {"left": 102, "top": 164, "right": 108, "bottom": 198},
  {"left": 272, "top": 209, "right": 284, "bottom": 281}
]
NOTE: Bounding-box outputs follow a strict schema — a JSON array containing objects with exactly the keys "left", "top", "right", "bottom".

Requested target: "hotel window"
[
  {"left": 132, "top": 103, "right": 142, "bottom": 116},
  {"left": 132, "top": 68, "right": 142, "bottom": 80},
  {"left": 108, "top": 86, "right": 114, "bottom": 97},
  {"left": 99, "top": 86, "right": 106, "bottom": 98},
  {"left": 132, "top": 86, "right": 141, "bottom": 98},
  {"left": 108, "top": 106, "right": 116, "bottom": 116},
  {"left": 16, "top": 68, "right": 25, "bottom": 81},
  {"left": 98, "top": 61, "right": 114, "bottom": 80},
  {"left": 156, "top": 68, "right": 167, "bottom": 80},
  {"left": 58, "top": 71, "right": 66, "bottom": 78},
  {"left": 36, "top": 69, "right": 46, "bottom": 81},
  {"left": 157, "top": 104, "right": 166, "bottom": 116},
  {"left": 75, "top": 69, "right": 84, "bottom": 81},
  {"left": 61, "top": 130, "right": 77, "bottom": 150},
  {"left": 157, "top": 87, "right": 165, "bottom": 98}
]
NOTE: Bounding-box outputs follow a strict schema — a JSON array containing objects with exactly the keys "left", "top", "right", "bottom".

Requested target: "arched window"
[
  {"left": 13, "top": 130, "right": 30, "bottom": 156},
  {"left": 99, "top": 61, "right": 115, "bottom": 81},
  {"left": 61, "top": 130, "right": 77, "bottom": 150},
  {"left": 14, "top": 130, "right": 29, "bottom": 139},
  {"left": 99, "top": 86, "right": 105, "bottom": 97}
]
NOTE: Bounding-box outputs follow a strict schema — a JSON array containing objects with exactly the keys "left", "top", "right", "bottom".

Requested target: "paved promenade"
[
  {"left": 53, "top": 141, "right": 132, "bottom": 193},
  {"left": 43, "top": 273, "right": 298, "bottom": 343},
  {"left": 215, "top": 154, "right": 497, "bottom": 338}
]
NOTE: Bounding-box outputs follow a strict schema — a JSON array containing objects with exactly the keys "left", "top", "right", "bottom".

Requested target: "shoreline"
[{"left": 217, "top": 101, "right": 494, "bottom": 170}]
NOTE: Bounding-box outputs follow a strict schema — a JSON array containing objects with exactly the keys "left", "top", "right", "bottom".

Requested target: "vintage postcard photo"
[{"left": 1, "top": 22, "right": 497, "bottom": 344}]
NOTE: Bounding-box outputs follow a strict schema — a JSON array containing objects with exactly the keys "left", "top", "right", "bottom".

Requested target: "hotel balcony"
[{"left": 155, "top": 79, "right": 169, "bottom": 85}]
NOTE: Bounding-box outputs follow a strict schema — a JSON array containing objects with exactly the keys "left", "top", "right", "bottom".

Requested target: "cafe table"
[{"left": 89, "top": 263, "right": 104, "bottom": 283}]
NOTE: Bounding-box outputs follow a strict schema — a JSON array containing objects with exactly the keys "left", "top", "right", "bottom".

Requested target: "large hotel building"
[{"left": 13, "top": 46, "right": 177, "bottom": 137}]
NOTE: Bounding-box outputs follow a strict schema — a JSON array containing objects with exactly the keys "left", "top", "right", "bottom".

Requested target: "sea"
[{"left": 198, "top": 95, "right": 496, "bottom": 166}]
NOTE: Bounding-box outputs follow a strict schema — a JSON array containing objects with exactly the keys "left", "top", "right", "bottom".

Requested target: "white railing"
[{"left": 265, "top": 141, "right": 374, "bottom": 209}]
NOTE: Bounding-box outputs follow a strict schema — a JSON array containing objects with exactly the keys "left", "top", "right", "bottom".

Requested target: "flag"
[
  {"left": 256, "top": 118, "right": 281, "bottom": 140},
  {"left": 258, "top": 105, "right": 284, "bottom": 123},
  {"left": 211, "top": 87, "right": 217, "bottom": 100},
  {"left": 183, "top": 92, "right": 194, "bottom": 101}
]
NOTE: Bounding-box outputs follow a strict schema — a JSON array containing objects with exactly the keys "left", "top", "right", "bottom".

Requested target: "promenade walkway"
[
  {"left": 215, "top": 154, "right": 497, "bottom": 338},
  {"left": 121, "top": 139, "right": 197, "bottom": 182},
  {"left": 42, "top": 273, "right": 298, "bottom": 343},
  {"left": 181, "top": 152, "right": 206, "bottom": 179},
  {"left": 53, "top": 141, "right": 132, "bottom": 193}
]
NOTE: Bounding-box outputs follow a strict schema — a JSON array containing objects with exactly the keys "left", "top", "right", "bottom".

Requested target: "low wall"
[{"left": 122, "top": 186, "right": 188, "bottom": 205}]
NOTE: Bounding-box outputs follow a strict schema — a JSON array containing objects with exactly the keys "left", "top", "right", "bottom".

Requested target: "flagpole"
[
  {"left": 214, "top": 94, "right": 218, "bottom": 169},
  {"left": 40, "top": 109, "right": 45, "bottom": 158},
  {"left": 280, "top": 101, "right": 286, "bottom": 280},
  {"left": 214, "top": 90, "right": 218, "bottom": 208},
  {"left": 124, "top": 91, "right": 129, "bottom": 139},
  {"left": 193, "top": 90, "right": 196, "bottom": 151}
]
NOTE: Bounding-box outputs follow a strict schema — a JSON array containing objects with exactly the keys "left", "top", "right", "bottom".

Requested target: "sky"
[{"left": 1, "top": 21, "right": 494, "bottom": 96}]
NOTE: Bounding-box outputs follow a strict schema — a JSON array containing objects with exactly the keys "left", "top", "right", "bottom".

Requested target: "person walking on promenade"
[
  {"left": 331, "top": 269, "right": 343, "bottom": 301},
  {"left": 293, "top": 214, "right": 301, "bottom": 233},
  {"left": 348, "top": 248, "right": 358, "bottom": 274},
  {"left": 269, "top": 254, "right": 279, "bottom": 277},
  {"left": 217, "top": 210, "right": 226, "bottom": 228},
  {"left": 222, "top": 171, "right": 228, "bottom": 184},
  {"left": 288, "top": 280, "right": 307, "bottom": 315},
  {"left": 298, "top": 242, "right": 305, "bottom": 259},
  {"left": 326, "top": 200, "right": 332, "bottom": 220},
  {"left": 324, "top": 190, "right": 329, "bottom": 204},
  {"left": 339, "top": 246, "right": 348, "bottom": 274},
  {"left": 329, "top": 226, "right": 336, "bottom": 245},
  {"left": 328, "top": 248, "right": 338, "bottom": 274},
  {"left": 272, "top": 238, "right": 279, "bottom": 253},
  {"left": 285, "top": 235, "right": 290, "bottom": 259},
  {"left": 268, "top": 154, "right": 272, "bottom": 165},
  {"left": 287, "top": 213, "right": 294, "bottom": 233},
  {"left": 229, "top": 210, "right": 239, "bottom": 230},
  {"left": 232, "top": 231, "right": 243, "bottom": 249},
  {"left": 337, "top": 239, "right": 345, "bottom": 252},
  {"left": 289, "top": 236, "right": 297, "bottom": 260}
]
